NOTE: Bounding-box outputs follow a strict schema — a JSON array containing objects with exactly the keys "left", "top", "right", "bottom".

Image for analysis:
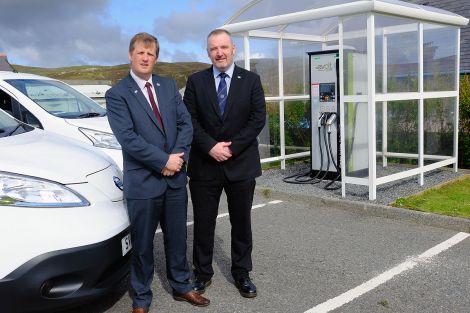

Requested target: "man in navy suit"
[
  {"left": 184, "top": 29, "right": 266, "bottom": 298},
  {"left": 106, "top": 32, "right": 209, "bottom": 313}
]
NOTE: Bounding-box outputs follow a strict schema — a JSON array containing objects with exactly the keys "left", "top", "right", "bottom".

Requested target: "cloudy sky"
[{"left": 0, "top": 0, "right": 247, "bottom": 67}]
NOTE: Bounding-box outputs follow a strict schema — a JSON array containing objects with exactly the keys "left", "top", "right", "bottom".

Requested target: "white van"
[
  {"left": 0, "top": 109, "right": 131, "bottom": 312},
  {"left": 0, "top": 71, "right": 123, "bottom": 169}
]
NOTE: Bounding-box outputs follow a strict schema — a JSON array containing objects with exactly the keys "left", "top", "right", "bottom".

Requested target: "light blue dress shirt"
[{"left": 213, "top": 62, "right": 235, "bottom": 94}]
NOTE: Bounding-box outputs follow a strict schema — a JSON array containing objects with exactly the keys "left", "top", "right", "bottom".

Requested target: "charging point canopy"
[{"left": 220, "top": 0, "right": 468, "bottom": 200}]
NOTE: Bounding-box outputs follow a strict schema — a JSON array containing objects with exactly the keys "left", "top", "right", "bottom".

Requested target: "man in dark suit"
[
  {"left": 106, "top": 32, "right": 209, "bottom": 313},
  {"left": 184, "top": 29, "right": 266, "bottom": 298}
]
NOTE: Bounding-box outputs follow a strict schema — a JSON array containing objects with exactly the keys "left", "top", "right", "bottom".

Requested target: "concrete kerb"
[{"left": 254, "top": 187, "right": 470, "bottom": 233}]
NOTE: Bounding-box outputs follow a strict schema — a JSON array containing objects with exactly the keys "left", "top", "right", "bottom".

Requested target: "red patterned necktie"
[{"left": 144, "top": 82, "right": 164, "bottom": 130}]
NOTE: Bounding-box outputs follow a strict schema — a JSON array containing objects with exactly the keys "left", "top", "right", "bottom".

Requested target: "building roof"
[
  {"left": 0, "top": 54, "right": 14, "bottom": 72},
  {"left": 405, "top": 0, "right": 470, "bottom": 72}
]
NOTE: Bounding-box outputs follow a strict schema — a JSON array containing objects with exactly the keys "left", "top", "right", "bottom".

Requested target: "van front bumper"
[{"left": 0, "top": 228, "right": 131, "bottom": 313}]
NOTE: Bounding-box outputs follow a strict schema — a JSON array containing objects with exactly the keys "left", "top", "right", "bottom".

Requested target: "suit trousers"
[
  {"left": 190, "top": 170, "right": 256, "bottom": 281},
  {"left": 127, "top": 186, "right": 192, "bottom": 309}
]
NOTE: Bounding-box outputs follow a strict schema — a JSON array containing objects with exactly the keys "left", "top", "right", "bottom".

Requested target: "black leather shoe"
[
  {"left": 192, "top": 278, "right": 212, "bottom": 294},
  {"left": 235, "top": 277, "right": 257, "bottom": 298}
]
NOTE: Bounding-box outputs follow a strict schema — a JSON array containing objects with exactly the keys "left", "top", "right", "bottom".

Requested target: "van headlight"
[
  {"left": 79, "top": 128, "right": 121, "bottom": 150},
  {"left": 0, "top": 172, "right": 89, "bottom": 207}
]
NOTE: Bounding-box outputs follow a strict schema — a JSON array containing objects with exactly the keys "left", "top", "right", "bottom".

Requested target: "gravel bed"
[{"left": 257, "top": 162, "right": 469, "bottom": 206}]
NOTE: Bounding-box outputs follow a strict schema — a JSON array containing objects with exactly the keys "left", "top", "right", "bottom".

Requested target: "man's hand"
[
  {"left": 165, "top": 152, "right": 185, "bottom": 172},
  {"left": 209, "top": 142, "right": 232, "bottom": 162},
  {"left": 162, "top": 168, "right": 175, "bottom": 176}
]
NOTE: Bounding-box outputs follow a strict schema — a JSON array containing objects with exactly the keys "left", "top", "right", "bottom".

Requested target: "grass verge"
[{"left": 392, "top": 175, "right": 470, "bottom": 219}]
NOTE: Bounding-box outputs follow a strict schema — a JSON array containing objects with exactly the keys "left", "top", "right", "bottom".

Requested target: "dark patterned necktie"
[{"left": 217, "top": 72, "right": 228, "bottom": 115}]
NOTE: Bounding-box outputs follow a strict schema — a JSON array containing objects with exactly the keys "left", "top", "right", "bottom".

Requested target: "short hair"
[
  {"left": 129, "top": 32, "right": 160, "bottom": 57},
  {"left": 206, "top": 29, "right": 233, "bottom": 47}
]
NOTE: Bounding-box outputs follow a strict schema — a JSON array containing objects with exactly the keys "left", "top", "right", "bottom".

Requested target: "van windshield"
[
  {"left": 0, "top": 110, "right": 33, "bottom": 138},
  {"left": 5, "top": 79, "right": 107, "bottom": 119}
]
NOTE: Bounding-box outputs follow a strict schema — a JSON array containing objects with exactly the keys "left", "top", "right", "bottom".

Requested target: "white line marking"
[
  {"left": 304, "top": 232, "right": 470, "bottom": 313},
  {"left": 155, "top": 200, "right": 281, "bottom": 234}
]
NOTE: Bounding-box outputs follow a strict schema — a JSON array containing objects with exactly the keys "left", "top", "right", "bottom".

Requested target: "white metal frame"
[{"left": 221, "top": 0, "right": 467, "bottom": 199}]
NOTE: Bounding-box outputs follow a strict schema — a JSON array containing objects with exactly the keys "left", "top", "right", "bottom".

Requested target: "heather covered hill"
[{"left": 12, "top": 62, "right": 209, "bottom": 89}]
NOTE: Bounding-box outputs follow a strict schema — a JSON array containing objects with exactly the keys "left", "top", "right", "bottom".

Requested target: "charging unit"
[{"left": 309, "top": 50, "right": 341, "bottom": 183}]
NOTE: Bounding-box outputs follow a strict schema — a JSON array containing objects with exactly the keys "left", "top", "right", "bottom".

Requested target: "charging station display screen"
[{"left": 320, "top": 83, "right": 336, "bottom": 102}]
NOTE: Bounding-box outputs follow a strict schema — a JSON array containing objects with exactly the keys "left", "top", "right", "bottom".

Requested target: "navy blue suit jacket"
[{"left": 106, "top": 74, "right": 193, "bottom": 199}]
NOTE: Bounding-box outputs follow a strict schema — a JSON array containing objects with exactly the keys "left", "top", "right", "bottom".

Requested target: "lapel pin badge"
[
  {"left": 157, "top": 83, "right": 161, "bottom": 87},
  {"left": 134, "top": 90, "right": 138, "bottom": 94},
  {"left": 237, "top": 76, "right": 242, "bottom": 79}
]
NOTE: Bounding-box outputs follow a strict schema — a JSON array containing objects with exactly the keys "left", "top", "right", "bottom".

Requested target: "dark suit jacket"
[
  {"left": 106, "top": 74, "right": 193, "bottom": 199},
  {"left": 183, "top": 65, "right": 266, "bottom": 181}
]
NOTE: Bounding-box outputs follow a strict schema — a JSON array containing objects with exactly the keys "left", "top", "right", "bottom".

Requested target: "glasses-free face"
[
  {"left": 129, "top": 41, "right": 157, "bottom": 81},
  {"left": 207, "top": 33, "right": 236, "bottom": 72}
]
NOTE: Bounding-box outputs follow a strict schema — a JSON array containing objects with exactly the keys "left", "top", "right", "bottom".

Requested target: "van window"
[
  {"left": 0, "top": 88, "right": 14, "bottom": 116},
  {"left": 5, "top": 79, "right": 106, "bottom": 119},
  {"left": 0, "top": 110, "right": 34, "bottom": 138},
  {"left": 0, "top": 89, "right": 42, "bottom": 128}
]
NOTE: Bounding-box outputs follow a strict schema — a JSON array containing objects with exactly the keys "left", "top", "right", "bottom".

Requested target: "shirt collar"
[
  {"left": 213, "top": 62, "right": 235, "bottom": 79},
  {"left": 130, "top": 70, "right": 153, "bottom": 90}
]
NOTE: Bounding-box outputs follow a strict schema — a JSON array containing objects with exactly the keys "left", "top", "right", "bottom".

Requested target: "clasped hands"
[
  {"left": 209, "top": 141, "right": 232, "bottom": 162},
  {"left": 162, "top": 142, "right": 232, "bottom": 176},
  {"left": 162, "top": 152, "right": 184, "bottom": 176}
]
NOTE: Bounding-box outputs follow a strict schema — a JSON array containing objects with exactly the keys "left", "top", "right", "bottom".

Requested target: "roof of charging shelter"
[{"left": 221, "top": 0, "right": 469, "bottom": 35}]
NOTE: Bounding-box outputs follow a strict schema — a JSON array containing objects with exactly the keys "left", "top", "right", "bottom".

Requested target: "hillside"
[{"left": 12, "top": 62, "right": 209, "bottom": 88}]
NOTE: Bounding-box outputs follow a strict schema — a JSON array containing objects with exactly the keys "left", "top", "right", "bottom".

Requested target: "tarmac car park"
[
  {"left": 0, "top": 109, "right": 131, "bottom": 312},
  {"left": 0, "top": 71, "right": 123, "bottom": 169}
]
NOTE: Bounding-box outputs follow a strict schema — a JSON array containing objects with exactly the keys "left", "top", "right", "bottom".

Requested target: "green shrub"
[{"left": 459, "top": 75, "right": 470, "bottom": 169}]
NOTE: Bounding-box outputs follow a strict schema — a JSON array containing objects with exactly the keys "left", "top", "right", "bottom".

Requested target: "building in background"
[
  {"left": 405, "top": 0, "right": 470, "bottom": 73},
  {"left": 63, "top": 80, "right": 111, "bottom": 106},
  {"left": 0, "top": 54, "right": 14, "bottom": 72}
]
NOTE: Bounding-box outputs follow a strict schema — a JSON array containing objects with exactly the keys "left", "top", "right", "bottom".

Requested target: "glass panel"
[
  {"left": 423, "top": 24, "right": 458, "bottom": 91},
  {"left": 283, "top": 16, "right": 340, "bottom": 36},
  {"left": 250, "top": 38, "right": 279, "bottom": 96},
  {"left": 344, "top": 102, "right": 368, "bottom": 178},
  {"left": 284, "top": 100, "right": 311, "bottom": 155},
  {"left": 229, "top": 0, "right": 361, "bottom": 24},
  {"left": 259, "top": 101, "right": 280, "bottom": 159},
  {"left": 424, "top": 97, "right": 455, "bottom": 162},
  {"left": 376, "top": 100, "right": 419, "bottom": 177},
  {"left": 324, "top": 40, "right": 339, "bottom": 50},
  {"left": 233, "top": 36, "right": 245, "bottom": 69},
  {"left": 343, "top": 15, "right": 368, "bottom": 96},
  {"left": 283, "top": 40, "right": 321, "bottom": 96},
  {"left": 375, "top": 15, "right": 418, "bottom": 93}
]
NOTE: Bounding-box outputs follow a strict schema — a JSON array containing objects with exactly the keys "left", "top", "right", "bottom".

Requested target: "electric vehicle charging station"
[{"left": 309, "top": 51, "right": 340, "bottom": 186}]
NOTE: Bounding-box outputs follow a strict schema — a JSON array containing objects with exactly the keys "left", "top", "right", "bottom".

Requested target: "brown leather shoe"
[
  {"left": 173, "top": 290, "right": 210, "bottom": 307},
  {"left": 132, "top": 308, "right": 148, "bottom": 313}
]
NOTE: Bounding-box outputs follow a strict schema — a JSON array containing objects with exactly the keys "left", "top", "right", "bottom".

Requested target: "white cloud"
[
  {"left": 153, "top": 0, "right": 243, "bottom": 45},
  {"left": 166, "top": 49, "right": 199, "bottom": 62},
  {"left": 0, "top": 0, "right": 128, "bottom": 67}
]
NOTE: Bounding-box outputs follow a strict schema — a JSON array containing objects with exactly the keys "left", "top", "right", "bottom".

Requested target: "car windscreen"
[
  {"left": 5, "top": 79, "right": 107, "bottom": 119},
  {"left": 0, "top": 109, "right": 33, "bottom": 138}
]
